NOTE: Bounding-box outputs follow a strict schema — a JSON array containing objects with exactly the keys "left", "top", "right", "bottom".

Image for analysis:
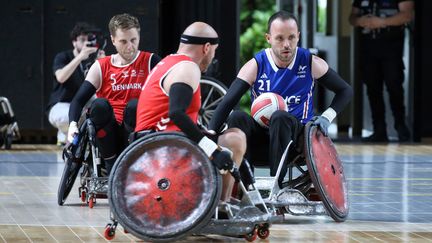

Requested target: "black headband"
[{"left": 180, "top": 34, "right": 219, "bottom": 45}]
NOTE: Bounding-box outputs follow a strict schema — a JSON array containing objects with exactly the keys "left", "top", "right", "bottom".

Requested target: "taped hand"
[{"left": 312, "top": 116, "right": 330, "bottom": 136}]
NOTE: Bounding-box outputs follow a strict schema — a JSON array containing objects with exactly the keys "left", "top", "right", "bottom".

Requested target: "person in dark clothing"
[
  {"left": 47, "top": 22, "right": 105, "bottom": 145},
  {"left": 349, "top": 0, "right": 414, "bottom": 142}
]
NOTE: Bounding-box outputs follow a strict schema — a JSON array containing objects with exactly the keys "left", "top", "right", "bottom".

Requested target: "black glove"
[
  {"left": 198, "top": 136, "right": 241, "bottom": 181},
  {"left": 312, "top": 116, "right": 330, "bottom": 136},
  {"left": 211, "top": 149, "right": 241, "bottom": 182}
]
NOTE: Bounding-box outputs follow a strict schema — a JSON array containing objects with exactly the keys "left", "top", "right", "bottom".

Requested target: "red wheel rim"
[
  {"left": 304, "top": 123, "right": 349, "bottom": 221},
  {"left": 125, "top": 145, "right": 207, "bottom": 225},
  {"left": 109, "top": 134, "right": 220, "bottom": 240}
]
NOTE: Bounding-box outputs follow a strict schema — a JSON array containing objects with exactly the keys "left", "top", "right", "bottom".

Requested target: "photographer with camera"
[{"left": 47, "top": 22, "right": 106, "bottom": 146}]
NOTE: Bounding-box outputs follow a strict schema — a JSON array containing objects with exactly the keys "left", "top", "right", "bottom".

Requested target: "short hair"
[
  {"left": 108, "top": 13, "right": 140, "bottom": 36},
  {"left": 70, "top": 22, "right": 94, "bottom": 41},
  {"left": 267, "top": 11, "right": 299, "bottom": 33}
]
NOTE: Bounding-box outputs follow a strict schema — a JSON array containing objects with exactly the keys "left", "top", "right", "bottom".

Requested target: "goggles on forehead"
[{"left": 180, "top": 34, "right": 219, "bottom": 45}]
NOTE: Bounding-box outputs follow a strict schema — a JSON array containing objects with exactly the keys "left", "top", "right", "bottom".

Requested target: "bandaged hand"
[
  {"left": 312, "top": 116, "right": 330, "bottom": 136},
  {"left": 67, "top": 121, "right": 79, "bottom": 144}
]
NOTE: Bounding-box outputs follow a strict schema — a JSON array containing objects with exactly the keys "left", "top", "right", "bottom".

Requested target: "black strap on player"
[{"left": 180, "top": 34, "right": 219, "bottom": 45}]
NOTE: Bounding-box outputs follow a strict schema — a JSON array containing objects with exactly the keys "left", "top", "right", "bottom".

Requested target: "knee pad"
[{"left": 89, "top": 98, "right": 115, "bottom": 128}]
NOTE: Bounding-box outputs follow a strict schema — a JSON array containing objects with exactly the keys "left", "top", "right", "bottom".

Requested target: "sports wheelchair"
[
  {"left": 198, "top": 76, "right": 227, "bottom": 127},
  {"left": 0, "top": 97, "right": 20, "bottom": 150},
  {"left": 103, "top": 122, "right": 348, "bottom": 242},
  {"left": 57, "top": 118, "right": 107, "bottom": 208},
  {"left": 57, "top": 77, "right": 228, "bottom": 207}
]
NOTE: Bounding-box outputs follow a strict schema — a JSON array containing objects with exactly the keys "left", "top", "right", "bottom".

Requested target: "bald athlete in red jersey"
[
  {"left": 135, "top": 22, "right": 246, "bottom": 202},
  {"left": 98, "top": 51, "right": 153, "bottom": 123},
  {"left": 135, "top": 54, "right": 201, "bottom": 132}
]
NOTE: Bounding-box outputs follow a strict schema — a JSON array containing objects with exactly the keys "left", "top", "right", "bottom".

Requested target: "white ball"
[{"left": 251, "top": 92, "right": 288, "bottom": 128}]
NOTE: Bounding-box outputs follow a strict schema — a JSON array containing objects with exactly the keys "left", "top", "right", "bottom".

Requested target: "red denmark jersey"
[
  {"left": 96, "top": 51, "right": 152, "bottom": 123},
  {"left": 135, "top": 54, "right": 201, "bottom": 132}
]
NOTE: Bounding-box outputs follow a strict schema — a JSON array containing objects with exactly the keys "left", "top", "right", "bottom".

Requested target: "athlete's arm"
[
  {"left": 168, "top": 82, "right": 204, "bottom": 142},
  {"left": 55, "top": 46, "right": 98, "bottom": 83},
  {"left": 68, "top": 61, "right": 101, "bottom": 123},
  {"left": 164, "top": 62, "right": 202, "bottom": 141},
  {"left": 312, "top": 55, "right": 352, "bottom": 121},
  {"left": 166, "top": 62, "right": 237, "bottom": 175},
  {"left": 69, "top": 81, "right": 96, "bottom": 123},
  {"left": 207, "top": 59, "right": 256, "bottom": 131}
]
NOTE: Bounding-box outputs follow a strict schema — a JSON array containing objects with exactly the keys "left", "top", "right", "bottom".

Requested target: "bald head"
[
  {"left": 177, "top": 22, "right": 219, "bottom": 73},
  {"left": 183, "top": 22, "right": 218, "bottom": 39}
]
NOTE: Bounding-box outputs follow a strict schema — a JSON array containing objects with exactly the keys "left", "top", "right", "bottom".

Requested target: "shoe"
[
  {"left": 396, "top": 125, "right": 410, "bottom": 142},
  {"left": 361, "top": 133, "right": 388, "bottom": 143}
]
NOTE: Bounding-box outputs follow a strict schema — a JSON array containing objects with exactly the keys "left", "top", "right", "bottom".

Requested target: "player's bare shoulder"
[
  {"left": 165, "top": 61, "right": 201, "bottom": 92},
  {"left": 237, "top": 58, "right": 258, "bottom": 85},
  {"left": 311, "top": 54, "right": 329, "bottom": 79}
]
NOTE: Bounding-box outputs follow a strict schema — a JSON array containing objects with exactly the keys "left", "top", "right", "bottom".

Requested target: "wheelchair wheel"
[
  {"left": 57, "top": 155, "right": 81, "bottom": 206},
  {"left": 304, "top": 122, "right": 349, "bottom": 222},
  {"left": 109, "top": 132, "right": 221, "bottom": 242},
  {"left": 199, "top": 76, "right": 227, "bottom": 127}
]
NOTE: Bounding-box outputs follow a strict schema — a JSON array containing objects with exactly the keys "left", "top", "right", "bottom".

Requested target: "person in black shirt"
[
  {"left": 349, "top": 0, "right": 414, "bottom": 142},
  {"left": 47, "top": 22, "right": 105, "bottom": 145}
]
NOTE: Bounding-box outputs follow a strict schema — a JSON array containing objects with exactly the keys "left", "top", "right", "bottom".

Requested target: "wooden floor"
[{"left": 0, "top": 143, "right": 432, "bottom": 242}]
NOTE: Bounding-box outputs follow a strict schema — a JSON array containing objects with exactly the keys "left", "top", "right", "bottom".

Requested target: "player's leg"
[
  {"left": 217, "top": 128, "right": 246, "bottom": 201},
  {"left": 48, "top": 102, "right": 70, "bottom": 145},
  {"left": 268, "top": 110, "right": 303, "bottom": 186},
  {"left": 88, "top": 98, "right": 121, "bottom": 175}
]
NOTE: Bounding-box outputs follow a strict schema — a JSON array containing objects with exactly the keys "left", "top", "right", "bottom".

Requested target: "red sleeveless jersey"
[
  {"left": 135, "top": 54, "right": 201, "bottom": 132},
  {"left": 96, "top": 51, "right": 152, "bottom": 123}
]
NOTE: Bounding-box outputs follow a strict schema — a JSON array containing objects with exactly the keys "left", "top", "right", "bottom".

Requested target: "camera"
[{"left": 86, "top": 31, "right": 107, "bottom": 50}]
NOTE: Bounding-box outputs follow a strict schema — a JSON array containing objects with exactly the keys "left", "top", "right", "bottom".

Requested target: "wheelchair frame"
[
  {"left": 104, "top": 122, "right": 348, "bottom": 242},
  {"left": 104, "top": 132, "right": 275, "bottom": 242},
  {"left": 57, "top": 77, "right": 229, "bottom": 207},
  {"left": 0, "top": 97, "right": 20, "bottom": 149},
  {"left": 57, "top": 118, "right": 108, "bottom": 208},
  {"left": 198, "top": 76, "right": 227, "bottom": 128}
]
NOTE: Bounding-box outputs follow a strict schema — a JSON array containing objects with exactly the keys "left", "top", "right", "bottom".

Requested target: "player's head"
[
  {"left": 179, "top": 22, "right": 219, "bottom": 72},
  {"left": 109, "top": 13, "right": 141, "bottom": 63},
  {"left": 70, "top": 22, "right": 94, "bottom": 53},
  {"left": 266, "top": 11, "right": 300, "bottom": 66}
]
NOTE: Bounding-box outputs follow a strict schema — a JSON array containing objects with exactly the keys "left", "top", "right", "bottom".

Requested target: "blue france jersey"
[{"left": 252, "top": 47, "right": 315, "bottom": 124}]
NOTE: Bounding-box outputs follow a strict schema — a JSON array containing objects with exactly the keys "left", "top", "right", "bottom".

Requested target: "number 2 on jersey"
[{"left": 257, "top": 79, "right": 270, "bottom": 91}]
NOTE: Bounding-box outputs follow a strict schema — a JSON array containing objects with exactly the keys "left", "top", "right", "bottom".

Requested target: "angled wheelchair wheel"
[
  {"left": 199, "top": 76, "right": 227, "bottom": 127},
  {"left": 109, "top": 132, "right": 221, "bottom": 242},
  {"left": 304, "top": 122, "right": 349, "bottom": 222},
  {"left": 58, "top": 154, "right": 81, "bottom": 206},
  {"left": 57, "top": 121, "right": 89, "bottom": 206}
]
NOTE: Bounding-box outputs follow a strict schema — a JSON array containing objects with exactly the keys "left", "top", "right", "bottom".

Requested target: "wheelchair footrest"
[
  {"left": 200, "top": 207, "right": 272, "bottom": 236},
  {"left": 84, "top": 176, "right": 109, "bottom": 194},
  {"left": 265, "top": 188, "right": 327, "bottom": 216}
]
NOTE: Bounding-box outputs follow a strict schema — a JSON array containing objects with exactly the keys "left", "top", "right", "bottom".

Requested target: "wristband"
[
  {"left": 198, "top": 136, "right": 219, "bottom": 157},
  {"left": 321, "top": 107, "right": 336, "bottom": 123}
]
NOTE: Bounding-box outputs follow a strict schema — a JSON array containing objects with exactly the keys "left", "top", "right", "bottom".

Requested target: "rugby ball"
[{"left": 251, "top": 92, "right": 287, "bottom": 128}]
